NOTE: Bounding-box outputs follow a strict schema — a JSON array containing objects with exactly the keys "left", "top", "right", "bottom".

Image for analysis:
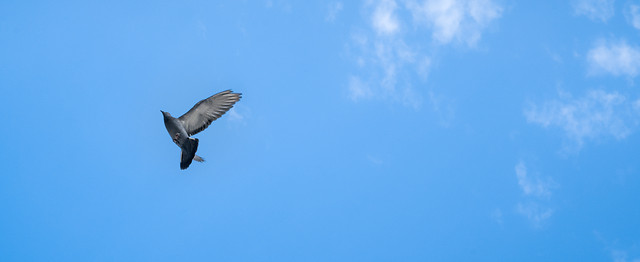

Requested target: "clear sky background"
[{"left": 1, "top": 0, "right": 640, "bottom": 261}]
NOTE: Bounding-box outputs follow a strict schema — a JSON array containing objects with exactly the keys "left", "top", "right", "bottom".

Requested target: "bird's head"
[{"left": 160, "top": 110, "right": 171, "bottom": 118}]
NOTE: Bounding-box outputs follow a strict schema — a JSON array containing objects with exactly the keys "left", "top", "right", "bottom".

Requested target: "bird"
[{"left": 161, "top": 90, "right": 242, "bottom": 170}]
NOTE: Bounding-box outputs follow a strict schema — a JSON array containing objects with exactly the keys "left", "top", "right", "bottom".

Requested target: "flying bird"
[{"left": 161, "top": 90, "right": 242, "bottom": 170}]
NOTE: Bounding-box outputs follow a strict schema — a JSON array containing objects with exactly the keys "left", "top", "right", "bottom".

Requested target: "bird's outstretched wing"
[{"left": 178, "top": 90, "right": 242, "bottom": 136}]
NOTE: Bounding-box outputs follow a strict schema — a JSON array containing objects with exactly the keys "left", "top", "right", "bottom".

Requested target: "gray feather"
[{"left": 178, "top": 90, "right": 242, "bottom": 136}]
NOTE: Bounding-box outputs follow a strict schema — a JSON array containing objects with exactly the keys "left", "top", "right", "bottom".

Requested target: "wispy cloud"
[
  {"left": 428, "top": 90, "right": 455, "bottom": 126},
  {"left": 594, "top": 232, "right": 640, "bottom": 262},
  {"left": 326, "top": 2, "right": 344, "bottom": 22},
  {"left": 372, "top": 0, "right": 400, "bottom": 35},
  {"left": 406, "top": 0, "right": 503, "bottom": 46},
  {"left": 572, "top": 0, "right": 615, "bottom": 22},
  {"left": 626, "top": 4, "right": 640, "bottom": 30},
  {"left": 366, "top": 154, "right": 384, "bottom": 165},
  {"left": 588, "top": 39, "right": 640, "bottom": 77},
  {"left": 490, "top": 208, "right": 503, "bottom": 224},
  {"left": 611, "top": 249, "right": 640, "bottom": 262},
  {"left": 515, "top": 161, "right": 553, "bottom": 199},
  {"left": 346, "top": 36, "right": 425, "bottom": 108},
  {"left": 227, "top": 108, "right": 244, "bottom": 122},
  {"left": 514, "top": 162, "right": 556, "bottom": 228},
  {"left": 226, "top": 106, "right": 250, "bottom": 126},
  {"left": 348, "top": 75, "right": 373, "bottom": 101},
  {"left": 525, "top": 90, "right": 640, "bottom": 150},
  {"left": 196, "top": 20, "right": 208, "bottom": 38},
  {"left": 346, "top": 0, "right": 426, "bottom": 108},
  {"left": 516, "top": 202, "right": 554, "bottom": 227},
  {"left": 265, "top": 0, "right": 293, "bottom": 13},
  {"left": 346, "top": 0, "right": 502, "bottom": 109}
]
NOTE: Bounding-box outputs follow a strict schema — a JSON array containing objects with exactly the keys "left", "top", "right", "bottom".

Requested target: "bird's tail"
[
  {"left": 194, "top": 155, "right": 205, "bottom": 162},
  {"left": 180, "top": 138, "right": 199, "bottom": 170}
]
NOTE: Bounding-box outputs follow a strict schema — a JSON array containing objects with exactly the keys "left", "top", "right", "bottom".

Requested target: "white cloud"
[
  {"left": 196, "top": 20, "right": 208, "bottom": 38},
  {"left": 514, "top": 162, "right": 556, "bottom": 227},
  {"left": 525, "top": 90, "right": 640, "bottom": 150},
  {"left": 346, "top": 0, "right": 502, "bottom": 110},
  {"left": 517, "top": 202, "right": 554, "bottom": 228},
  {"left": 406, "top": 0, "right": 503, "bottom": 46},
  {"left": 346, "top": 1, "right": 426, "bottom": 108},
  {"left": 468, "top": 0, "right": 503, "bottom": 24},
  {"left": 612, "top": 250, "right": 640, "bottom": 262},
  {"left": 226, "top": 106, "right": 250, "bottom": 126},
  {"left": 417, "top": 56, "right": 432, "bottom": 80},
  {"left": 572, "top": 0, "right": 615, "bottom": 22},
  {"left": 348, "top": 76, "right": 373, "bottom": 101},
  {"left": 408, "top": 0, "right": 464, "bottom": 43},
  {"left": 347, "top": 35, "right": 426, "bottom": 108},
  {"left": 326, "top": 2, "right": 344, "bottom": 22},
  {"left": 227, "top": 108, "right": 244, "bottom": 122},
  {"left": 596, "top": 233, "right": 640, "bottom": 262},
  {"left": 627, "top": 4, "right": 640, "bottom": 30},
  {"left": 613, "top": 250, "right": 628, "bottom": 262},
  {"left": 515, "top": 161, "right": 553, "bottom": 199},
  {"left": 428, "top": 91, "right": 455, "bottom": 126},
  {"left": 588, "top": 40, "right": 640, "bottom": 77},
  {"left": 265, "top": 0, "right": 292, "bottom": 13},
  {"left": 372, "top": 0, "right": 400, "bottom": 35},
  {"left": 490, "top": 208, "right": 503, "bottom": 224},
  {"left": 366, "top": 154, "right": 384, "bottom": 165}
]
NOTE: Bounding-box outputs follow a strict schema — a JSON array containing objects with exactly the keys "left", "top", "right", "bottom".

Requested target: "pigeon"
[{"left": 161, "top": 90, "right": 242, "bottom": 170}]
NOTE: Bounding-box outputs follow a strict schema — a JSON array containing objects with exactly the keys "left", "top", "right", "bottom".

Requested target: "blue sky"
[{"left": 2, "top": 0, "right": 640, "bottom": 261}]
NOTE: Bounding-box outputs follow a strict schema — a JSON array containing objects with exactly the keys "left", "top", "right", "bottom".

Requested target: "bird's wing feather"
[{"left": 178, "top": 90, "right": 242, "bottom": 136}]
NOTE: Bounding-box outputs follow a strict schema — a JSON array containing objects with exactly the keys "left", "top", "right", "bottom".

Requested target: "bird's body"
[
  {"left": 161, "top": 90, "right": 242, "bottom": 170},
  {"left": 162, "top": 114, "right": 188, "bottom": 146}
]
